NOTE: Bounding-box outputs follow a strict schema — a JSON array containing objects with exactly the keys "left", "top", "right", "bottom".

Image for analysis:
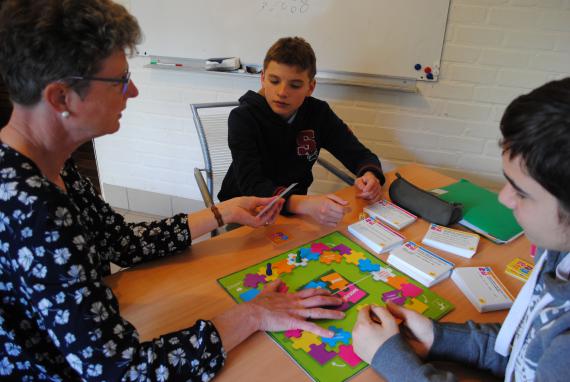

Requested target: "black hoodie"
[{"left": 218, "top": 90, "right": 384, "bottom": 206}]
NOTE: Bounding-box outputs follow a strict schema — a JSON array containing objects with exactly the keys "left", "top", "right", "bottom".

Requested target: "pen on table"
[{"left": 151, "top": 60, "right": 183, "bottom": 67}]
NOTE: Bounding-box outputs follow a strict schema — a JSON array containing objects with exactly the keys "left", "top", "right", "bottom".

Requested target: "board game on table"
[{"left": 218, "top": 231, "right": 454, "bottom": 382}]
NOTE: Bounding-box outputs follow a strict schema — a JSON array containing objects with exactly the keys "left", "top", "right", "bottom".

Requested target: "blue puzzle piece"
[
  {"left": 240, "top": 288, "right": 261, "bottom": 302},
  {"left": 299, "top": 247, "right": 320, "bottom": 261},
  {"left": 321, "top": 326, "right": 351, "bottom": 348},
  {"left": 358, "top": 259, "right": 380, "bottom": 272},
  {"left": 304, "top": 281, "right": 328, "bottom": 290}
]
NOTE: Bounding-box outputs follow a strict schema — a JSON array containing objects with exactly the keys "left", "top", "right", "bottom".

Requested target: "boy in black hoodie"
[{"left": 218, "top": 37, "right": 385, "bottom": 226}]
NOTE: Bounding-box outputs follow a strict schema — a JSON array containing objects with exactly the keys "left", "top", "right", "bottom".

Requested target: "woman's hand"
[
  {"left": 219, "top": 196, "right": 284, "bottom": 227},
  {"left": 354, "top": 171, "right": 382, "bottom": 202},
  {"left": 247, "top": 280, "right": 345, "bottom": 337}
]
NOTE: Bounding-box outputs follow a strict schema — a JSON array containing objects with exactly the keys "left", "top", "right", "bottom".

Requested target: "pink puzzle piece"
[
  {"left": 308, "top": 343, "right": 336, "bottom": 365},
  {"left": 285, "top": 329, "right": 302, "bottom": 338},
  {"left": 401, "top": 283, "right": 423, "bottom": 298},
  {"left": 338, "top": 284, "right": 367, "bottom": 304},
  {"left": 338, "top": 345, "right": 362, "bottom": 367},
  {"left": 243, "top": 273, "right": 266, "bottom": 288},
  {"left": 311, "top": 242, "right": 330, "bottom": 254}
]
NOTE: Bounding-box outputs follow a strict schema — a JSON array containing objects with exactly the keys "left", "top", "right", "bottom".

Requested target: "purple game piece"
[{"left": 308, "top": 343, "right": 336, "bottom": 365}]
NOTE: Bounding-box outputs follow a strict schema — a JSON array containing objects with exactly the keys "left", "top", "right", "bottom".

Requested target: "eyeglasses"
[{"left": 66, "top": 71, "right": 131, "bottom": 95}]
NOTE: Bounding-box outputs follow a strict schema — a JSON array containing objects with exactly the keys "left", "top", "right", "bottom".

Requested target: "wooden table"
[{"left": 105, "top": 164, "right": 531, "bottom": 381}]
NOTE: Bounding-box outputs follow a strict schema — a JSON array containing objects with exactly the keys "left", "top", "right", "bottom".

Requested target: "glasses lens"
[{"left": 122, "top": 72, "right": 131, "bottom": 95}]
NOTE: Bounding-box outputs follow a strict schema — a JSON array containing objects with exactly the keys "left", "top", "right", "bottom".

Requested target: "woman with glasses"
[{"left": 0, "top": 1, "right": 344, "bottom": 380}]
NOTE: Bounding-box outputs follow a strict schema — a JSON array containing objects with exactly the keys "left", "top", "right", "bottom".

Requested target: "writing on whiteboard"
[{"left": 260, "top": 0, "right": 310, "bottom": 15}]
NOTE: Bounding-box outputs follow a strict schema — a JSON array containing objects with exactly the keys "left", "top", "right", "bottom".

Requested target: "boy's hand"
[
  {"left": 385, "top": 302, "right": 434, "bottom": 358},
  {"left": 352, "top": 304, "right": 399, "bottom": 363},
  {"left": 355, "top": 171, "right": 382, "bottom": 202},
  {"left": 307, "top": 194, "right": 351, "bottom": 226}
]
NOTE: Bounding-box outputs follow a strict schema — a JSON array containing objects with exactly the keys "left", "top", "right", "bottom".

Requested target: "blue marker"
[{"left": 266, "top": 263, "right": 272, "bottom": 276}]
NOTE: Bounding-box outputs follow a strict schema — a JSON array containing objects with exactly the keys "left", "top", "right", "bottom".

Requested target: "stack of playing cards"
[
  {"left": 452, "top": 266, "right": 514, "bottom": 312},
  {"left": 348, "top": 217, "right": 405, "bottom": 255},
  {"left": 388, "top": 242, "right": 454, "bottom": 287},
  {"left": 504, "top": 257, "right": 533, "bottom": 282},
  {"left": 364, "top": 200, "right": 417, "bottom": 230},
  {"left": 422, "top": 224, "right": 480, "bottom": 259}
]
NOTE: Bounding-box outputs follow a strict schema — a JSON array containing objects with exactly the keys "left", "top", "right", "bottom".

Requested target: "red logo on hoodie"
[{"left": 297, "top": 130, "right": 318, "bottom": 161}]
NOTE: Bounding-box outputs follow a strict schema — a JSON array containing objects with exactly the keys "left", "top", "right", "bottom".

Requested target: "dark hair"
[
  {"left": 0, "top": 0, "right": 141, "bottom": 105},
  {"left": 263, "top": 37, "right": 316, "bottom": 80},
  {"left": 500, "top": 77, "right": 570, "bottom": 223}
]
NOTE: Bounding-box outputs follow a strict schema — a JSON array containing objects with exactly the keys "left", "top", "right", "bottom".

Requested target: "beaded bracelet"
[{"left": 210, "top": 204, "right": 224, "bottom": 227}]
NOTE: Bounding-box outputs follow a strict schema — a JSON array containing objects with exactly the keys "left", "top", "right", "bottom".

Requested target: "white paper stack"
[
  {"left": 364, "top": 200, "right": 417, "bottom": 230},
  {"left": 348, "top": 217, "right": 405, "bottom": 254},
  {"left": 388, "top": 242, "right": 454, "bottom": 287},
  {"left": 422, "top": 224, "right": 480, "bottom": 258},
  {"left": 451, "top": 267, "right": 514, "bottom": 312}
]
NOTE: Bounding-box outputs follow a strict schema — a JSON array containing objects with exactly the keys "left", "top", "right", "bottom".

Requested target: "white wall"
[{"left": 96, "top": 0, "right": 570, "bottom": 215}]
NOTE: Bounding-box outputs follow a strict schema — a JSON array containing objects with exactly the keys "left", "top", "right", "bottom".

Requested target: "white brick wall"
[{"left": 96, "top": 0, "right": 570, "bottom": 213}]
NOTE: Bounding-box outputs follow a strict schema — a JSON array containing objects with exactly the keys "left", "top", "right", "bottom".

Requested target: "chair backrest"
[{"left": 191, "top": 101, "right": 239, "bottom": 204}]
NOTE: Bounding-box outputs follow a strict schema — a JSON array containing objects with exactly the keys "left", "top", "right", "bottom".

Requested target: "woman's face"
[{"left": 67, "top": 50, "right": 138, "bottom": 139}]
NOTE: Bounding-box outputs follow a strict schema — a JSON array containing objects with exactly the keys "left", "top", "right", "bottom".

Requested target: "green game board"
[{"left": 218, "top": 232, "right": 454, "bottom": 382}]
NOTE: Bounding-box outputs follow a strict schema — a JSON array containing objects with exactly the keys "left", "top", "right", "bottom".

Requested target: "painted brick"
[
  {"left": 441, "top": 44, "right": 482, "bottom": 63},
  {"left": 414, "top": 149, "right": 461, "bottom": 167},
  {"left": 473, "top": 86, "right": 527, "bottom": 104},
  {"left": 454, "top": 0, "right": 508, "bottom": 6},
  {"left": 419, "top": 81, "right": 474, "bottom": 101},
  {"left": 370, "top": 143, "right": 416, "bottom": 162},
  {"left": 479, "top": 49, "right": 530, "bottom": 68},
  {"left": 439, "top": 136, "right": 486, "bottom": 154},
  {"left": 445, "top": 102, "right": 492, "bottom": 120},
  {"left": 331, "top": 105, "right": 377, "bottom": 124},
  {"left": 489, "top": 8, "right": 539, "bottom": 28},
  {"left": 465, "top": 123, "right": 501, "bottom": 139},
  {"left": 457, "top": 154, "right": 502, "bottom": 173},
  {"left": 497, "top": 69, "right": 549, "bottom": 88},
  {"left": 540, "top": 10, "right": 570, "bottom": 31},
  {"left": 484, "top": 140, "right": 502, "bottom": 157},
  {"left": 450, "top": 4, "right": 488, "bottom": 24},
  {"left": 375, "top": 112, "right": 425, "bottom": 130},
  {"left": 493, "top": 104, "right": 508, "bottom": 122},
  {"left": 447, "top": 64, "right": 497, "bottom": 84},
  {"left": 355, "top": 126, "right": 396, "bottom": 142},
  {"left": 556, "top": 34, "right": 570, "bottom": 52},
  {"left": 393, "top": 130, "right": 440, "bottom": 150},
  {"left": 455, "top": 26, "right": 505, "bottom": 46},
  {"left": 422, "top": 117, "right": 467, "bottom": 136},
  {"left": 530, "top": 52, "right": 570, "bottom": 73},
  {"left": 505, "top": 31, "right": 557, "bottom": 50}
]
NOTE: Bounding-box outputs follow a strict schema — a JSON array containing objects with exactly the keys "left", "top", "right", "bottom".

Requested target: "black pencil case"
[{"left": 388, "top": 173, "right": 463, "bottom": 226}]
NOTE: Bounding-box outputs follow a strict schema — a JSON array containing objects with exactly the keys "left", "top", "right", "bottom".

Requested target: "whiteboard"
[{"left": 130, "top": 0, "right": 450, "bottom": 81}]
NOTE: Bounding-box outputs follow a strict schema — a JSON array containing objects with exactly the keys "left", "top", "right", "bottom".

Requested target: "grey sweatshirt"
[{"left": 371, "top": 249, "right": 570, "bottom": 382}]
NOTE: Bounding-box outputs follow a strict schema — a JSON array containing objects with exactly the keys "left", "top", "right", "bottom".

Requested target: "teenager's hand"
[
  {"left": 352, "top": 305, "right": 400, "bottom": 363},
  {"left": 219, "top": 196, "right": 284, "bottom": 227},
  {"left": 386, "top": 302, "right": 434, "bottom": 358},
  {"left": 355, "top": 171, "right": 382, "bottom": 202},
  {"left": 247, "top": 280, "right": 345, "bottom": 337},
  {"left": 306, "top": 194, "right": 352, "bottom": 226}
]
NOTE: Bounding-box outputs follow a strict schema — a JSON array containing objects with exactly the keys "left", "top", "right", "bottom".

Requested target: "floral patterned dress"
[{"left": 0, "top": 143, "right": 226, "bottom": 381}]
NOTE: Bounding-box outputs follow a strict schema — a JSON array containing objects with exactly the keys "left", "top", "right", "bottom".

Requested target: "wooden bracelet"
[{"left": 210, "top": 204, "right": 224, "bottom": 227}]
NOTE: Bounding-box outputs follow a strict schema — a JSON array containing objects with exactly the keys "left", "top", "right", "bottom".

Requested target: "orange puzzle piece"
[{"left": 319, "top": 250, "right": 342, "bottom": 265}]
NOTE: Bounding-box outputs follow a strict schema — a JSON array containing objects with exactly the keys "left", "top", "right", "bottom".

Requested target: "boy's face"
[
  {"left": 260, "top": 61, "right": 315, "bottom": 119},
  {"left": 499, "top": 153, "right": 570, "bottom": 251}
]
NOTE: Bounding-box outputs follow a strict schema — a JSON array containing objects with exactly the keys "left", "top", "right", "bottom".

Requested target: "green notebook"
[{"left": 434, "top": 179, "right": 523, "bottom": 244}]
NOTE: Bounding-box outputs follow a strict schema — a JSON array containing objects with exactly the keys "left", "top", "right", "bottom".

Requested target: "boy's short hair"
[
  {"left": 500, "top": 77, "right": 570, "bottom": 223},
  {"left": 0, "top": 0, "right": 141, "bottom": 106},
  {"left": 263, "top": 37, "right": 316, "bottom": 80}
]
